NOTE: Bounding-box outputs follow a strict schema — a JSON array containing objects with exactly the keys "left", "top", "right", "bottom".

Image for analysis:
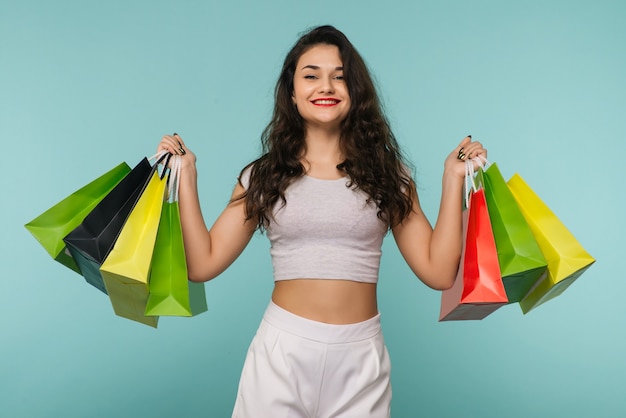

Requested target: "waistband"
[{"left": 262, "top": 301, "right": 382, "bottom": 344}]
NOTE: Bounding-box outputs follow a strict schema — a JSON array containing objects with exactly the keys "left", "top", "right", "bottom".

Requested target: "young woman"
[{"left": 158, "top": 25, "right": 485, "bottom": 418}]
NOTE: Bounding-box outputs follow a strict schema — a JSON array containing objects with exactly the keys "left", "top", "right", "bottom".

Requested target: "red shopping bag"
[{"left": 440, "top": 165, "right": 508, "bottom": 321}]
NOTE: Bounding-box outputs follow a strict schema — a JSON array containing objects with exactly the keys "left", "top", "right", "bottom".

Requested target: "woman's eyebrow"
[{"left": 300, "top": 65, "right": 344, "bottom": 71}]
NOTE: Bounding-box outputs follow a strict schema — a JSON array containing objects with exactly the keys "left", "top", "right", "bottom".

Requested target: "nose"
[{"left": 318, "top": 76, "right": 335, "bottom": 94}]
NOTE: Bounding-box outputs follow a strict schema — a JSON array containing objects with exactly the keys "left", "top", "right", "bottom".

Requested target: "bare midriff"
[{"left": 271, "top": 279, "right": 378, "bottom": 324}]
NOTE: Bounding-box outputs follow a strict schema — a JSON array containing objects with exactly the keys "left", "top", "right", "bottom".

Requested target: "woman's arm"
[
  {"left": 392, "top": 136, "right": 485, "bottom": 290},
  {"left": 159, "top": 134, "right": 256, "bottom": 282}
]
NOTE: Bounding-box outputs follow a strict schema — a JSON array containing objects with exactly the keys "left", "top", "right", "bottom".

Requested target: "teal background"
[{"left": 2, "top": 0, "right": 624, "bottom": 417}]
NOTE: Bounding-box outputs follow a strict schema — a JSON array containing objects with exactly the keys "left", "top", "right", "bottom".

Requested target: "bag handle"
[
  {"left": 464, "top": 159, "right": 477, "bottom": 208},
  {"left": 474, "top": 154, "right": 490, "bottom": 169},
  {"left": 147, "top": 151, "right": 177, "bottom": 184},
  {"left": 149, "top": 150, "right": 170, "bottom": 167},
  {"left": 147, "top": 150, "right": 182, "bottom": 202},
  {"left": 463, "top": 155, "right": 490, "bottom": 208},
  {"left": 163, "top": 154, "right": 182, "bottom": 203},
  {"left": 172, "top": 154, "right": 182, "bottom": 202}
]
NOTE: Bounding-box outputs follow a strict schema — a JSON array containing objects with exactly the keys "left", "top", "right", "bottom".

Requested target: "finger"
[
  {"left": 469, "top": 147, "right": 487, "bottom": 159},
  {"left": 464, "top": 142, "right": 484, "bottom": 160},
  {"left": 456, "top": 136, "right": 472, "bottom": 161},
  {"left": 457, "top": 135, "right": 472, "bottom": 148},
  {"left": 172, "top": 133, "right": 187, "bottom": 155},
  {"left": 160, "top": 134, "right": 186, "bottom": 156},
  {"left": 158, "top": 136, "right": 177, "bottom": 154},
  {"left": 157, "top": 137, "right": 177, "bottom": 154}
]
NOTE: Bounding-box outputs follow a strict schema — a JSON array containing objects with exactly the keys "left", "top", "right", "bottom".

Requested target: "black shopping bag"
[{"left": 63, "top": 154, "right": 167, "bottom": 293}]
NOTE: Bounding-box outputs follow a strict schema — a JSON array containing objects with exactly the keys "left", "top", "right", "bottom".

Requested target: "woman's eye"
[
  {"left": 335, "top": 75, "right": 344, "bottom": 80},
  {"left": 304, "top": 75, "right": 317, "bottom": 79}
]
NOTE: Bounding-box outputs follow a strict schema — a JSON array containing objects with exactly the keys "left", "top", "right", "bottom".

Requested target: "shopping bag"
[
  {"left": 100, "top": 165, "right": 169, "bottom": 327},
  {"left": 507, "top": 174, "right": 595, "bottom": 313},
  {"left": 482, "top": 163, "right": 547, "bottom": 302},
  {"left": 145, "top": 156, "right": 208, "bottom": 317},
  {"left": 25, "top": 162, "right": 131, "bottom": 274},
  {"left": 440, "top": 163, "right": 508, "bottom": 321},
  {"left": 63, "top": 156, "right": 158, "bottom": 293}
]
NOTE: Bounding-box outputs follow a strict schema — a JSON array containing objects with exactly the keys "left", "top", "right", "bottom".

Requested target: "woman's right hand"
[
  {"left": 443, "top": 135, "right": 486, "bottom": 179},
  {"left": 157, "top": 133, "right": 197, "bottom": 169}
]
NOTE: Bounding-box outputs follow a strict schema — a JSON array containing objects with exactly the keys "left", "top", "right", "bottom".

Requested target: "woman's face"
[{"left": 292, "top": 44, "right": 351, "bottom": 130}]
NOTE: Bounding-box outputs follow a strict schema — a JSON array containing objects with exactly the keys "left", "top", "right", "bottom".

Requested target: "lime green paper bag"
[
  {"left": 507, "top": 173, "right": 595, "bottom": 313},
  {"left": 145, "top": 203, "right": 207, "bottom": 316},
  {"left": 482, "top": 163, "right": 547, "bottom": 302},
  {"left": 25, "top": 162, "right": 131, "bottom": 274},
  {"left": 146, "top": 156, "right": 207, "bottom": 317}
]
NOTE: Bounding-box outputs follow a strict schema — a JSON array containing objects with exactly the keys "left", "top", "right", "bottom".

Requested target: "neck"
[
  {"left": 304, "top": 121, "right": 341, "bottom": 142},
  {"left": 302, "top": 127, "right": 345, "bottom": 178}
]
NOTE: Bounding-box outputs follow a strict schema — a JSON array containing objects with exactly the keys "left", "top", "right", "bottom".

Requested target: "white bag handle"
[
  {"left": 148, "top": 150, "right": 170, "bottom": 165},
  {"left": 464, "top": 159, "right": 476, "bottom": 208},
  {"left": 463, "top": 155, "right": 490, "bottom": 208},
  {"left": 165, "top": 154, "right": 182, "bottom": 203}
]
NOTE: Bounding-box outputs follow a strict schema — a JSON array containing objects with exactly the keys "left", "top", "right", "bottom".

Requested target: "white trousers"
[{"left": 232, "top": 302, "right": 392, "bottom": 418}]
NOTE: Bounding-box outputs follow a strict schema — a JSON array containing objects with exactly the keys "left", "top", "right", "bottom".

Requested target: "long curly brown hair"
[{"left": 237, "top": 25, "right": 414, "bottom": 230}]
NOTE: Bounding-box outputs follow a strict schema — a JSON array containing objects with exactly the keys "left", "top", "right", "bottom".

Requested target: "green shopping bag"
[
  {"left": 481, "top": 163, "right": 548, "bottom": 302},
  {"left": 145, "top": 155, "right": 207, "bottom": 317},
  {"left": 25, "top": 162, "right": 131, "bottom": 274}
]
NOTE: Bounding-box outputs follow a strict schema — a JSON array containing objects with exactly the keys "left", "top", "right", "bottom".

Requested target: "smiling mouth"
[{"left": 311, "top": 99, "right": 340, "bottom": 106}]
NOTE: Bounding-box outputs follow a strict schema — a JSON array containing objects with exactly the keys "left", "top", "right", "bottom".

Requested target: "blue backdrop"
[{"left": 2, "top": 1, "right": 624, "bottom": 417}]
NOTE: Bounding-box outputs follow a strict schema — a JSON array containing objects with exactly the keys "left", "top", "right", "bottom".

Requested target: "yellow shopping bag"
[
  {"left": 100, "top": 170, "right": 167, "bottom": 327},
  {"left": 507, "top": 174, "right": 595, "bottom": 313}
]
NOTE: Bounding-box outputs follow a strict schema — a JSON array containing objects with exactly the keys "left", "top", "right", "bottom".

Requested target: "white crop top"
[{"left": 240, "top": 168, "right": 388, "bottom": 283}]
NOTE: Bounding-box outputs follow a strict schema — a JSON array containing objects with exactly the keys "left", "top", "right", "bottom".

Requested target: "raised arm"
[
  {"left": 158, "top": 134, "right": 256, "bottom": 282},
  {"left": 392, "top": 136, "right": 485, "bottom": 290}
]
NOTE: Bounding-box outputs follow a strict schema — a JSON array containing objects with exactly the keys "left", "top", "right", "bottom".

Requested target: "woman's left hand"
[{"left": 443, "top": 135, "right": 487, "bottom": 178}]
